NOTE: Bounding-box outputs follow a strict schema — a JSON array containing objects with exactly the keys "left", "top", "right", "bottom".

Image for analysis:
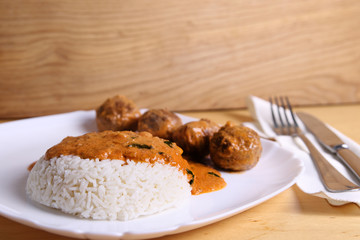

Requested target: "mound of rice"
[{"left": 26, "top": 155, "right": 191, "bottom": 221}]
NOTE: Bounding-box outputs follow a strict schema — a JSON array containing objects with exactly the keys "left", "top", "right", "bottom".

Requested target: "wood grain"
[{"left": 1, "top": 0, "right": 360, "bottom": 118}]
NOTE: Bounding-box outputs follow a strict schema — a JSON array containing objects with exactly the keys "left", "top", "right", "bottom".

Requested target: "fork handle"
[{"left": 297, "top": 133, "right": 358, "bottom": 192}]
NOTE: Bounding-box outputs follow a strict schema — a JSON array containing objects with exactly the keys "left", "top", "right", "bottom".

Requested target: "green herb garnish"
[
  {"left": 186, "top": 168, "right": 195, "bottom": 185},
  {"left": 127, "top": 143, "right": 153, "bottom": 149},
  {"left": 164, "top": 140, "right": 173, "bottom": 148},
  {"left": 208, "top": 172, "right": 220, "bottom": 178}
]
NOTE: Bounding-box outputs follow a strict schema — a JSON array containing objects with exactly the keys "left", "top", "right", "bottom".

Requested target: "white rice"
[{"left": 26, "top": 155, "right": 191, "bottom": 221}]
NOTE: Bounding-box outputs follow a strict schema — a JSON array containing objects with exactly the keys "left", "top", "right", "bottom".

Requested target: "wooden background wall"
[{"left": 1, "top": 0, "right": 360, "bottom": 118}]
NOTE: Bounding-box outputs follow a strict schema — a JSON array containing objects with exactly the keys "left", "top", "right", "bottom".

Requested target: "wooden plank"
[{"left": 1, "top": 0, "right": 360, "bottom": 118}]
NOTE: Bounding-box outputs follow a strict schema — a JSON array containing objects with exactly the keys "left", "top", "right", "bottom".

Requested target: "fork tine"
[
  {"left": 274, "top": 96, "right": 285, "bottom": 134},
  {"left": 285, "top": 96, "right": 298, "bottom": 127},
  {"left": 269, "top": 97, "right": 278, "bottom": 128},
  {"left": 270, "top": 96, "right": 297, "bottom": 135},
  {"left": 284, "top": 96, "right": 299, "bottom": 135},
  {"left": 279, "top": 96, "right": 292, "bottom": 134}
]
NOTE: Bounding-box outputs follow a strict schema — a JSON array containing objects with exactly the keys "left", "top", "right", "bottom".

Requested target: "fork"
[{"left": 270, "top": 96, "right": 360, "bottom": 193}]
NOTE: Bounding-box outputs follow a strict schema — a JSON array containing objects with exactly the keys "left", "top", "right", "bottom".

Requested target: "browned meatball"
[
  {"left": 137, "top": 109, "right": 182, "bottom": 140},
  {"left": 210, "top": 122, "right": 262, "bottom": 171},
  {"left": 172, "top": 118, "right": 220, "bottom": 157},
  {"left": 96, "top": 95, "right": 141, "bottom": 131}
]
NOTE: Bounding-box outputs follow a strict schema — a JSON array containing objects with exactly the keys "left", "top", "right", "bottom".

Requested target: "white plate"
[{"left": 0, "top": 111, "right": 304, "bottom": 239}]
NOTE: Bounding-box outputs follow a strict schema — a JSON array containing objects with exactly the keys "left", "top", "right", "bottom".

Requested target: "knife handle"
[
  {"left": 298, "top": 133, "right": 359, "bottom": 192},
  {"left": 337, "top": 148, "right": 360, "bottom": 181}
]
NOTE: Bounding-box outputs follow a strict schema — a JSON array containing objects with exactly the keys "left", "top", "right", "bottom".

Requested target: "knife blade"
[{"left": 297, "top": 112, "right": 360, "bottom": 183}]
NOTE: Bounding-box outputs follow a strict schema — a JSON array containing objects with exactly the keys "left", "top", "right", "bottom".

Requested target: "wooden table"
[{"left": 1, "top": 104, "right": 359, "bottom": 240}]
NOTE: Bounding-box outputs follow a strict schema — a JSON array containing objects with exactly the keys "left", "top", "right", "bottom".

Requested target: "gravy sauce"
[
  {"left": 188, "top": 161, "right": 226, "bottom": 195},
  {"left": 45, "top": 130, "right": 189, "bottom": 171},
  {"left": 44, "top": 130, "right": 226, "bottom": 195}
]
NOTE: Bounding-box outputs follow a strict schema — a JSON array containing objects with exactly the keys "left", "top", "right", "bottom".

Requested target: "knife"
[{"left": 297, "top": 112, "right": 360, "bottom": 183}]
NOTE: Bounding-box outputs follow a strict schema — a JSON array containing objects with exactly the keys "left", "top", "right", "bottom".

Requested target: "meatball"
[
  {"left": 172, "top": 118, "right": 220, "bottom": 157},
  {"left": 96, "top": 95, "right": 141, "bottom": 131},
  {"left": 210, "top": 122, "right": 262, "bottom": 171},
  {"left": 137, "top": 109, "right": 182, "bottom": 140}
]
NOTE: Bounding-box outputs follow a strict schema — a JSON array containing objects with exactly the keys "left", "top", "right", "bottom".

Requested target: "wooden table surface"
[{"left": 1, "top": 104, "right": 360, "bottom": 240}]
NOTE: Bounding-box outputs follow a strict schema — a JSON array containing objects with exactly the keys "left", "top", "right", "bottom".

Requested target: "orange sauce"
[
  {"left": 188, "top": 161, "right": 226, "bottom": 195},
  {"left": 45, "top": 130, "right": 189, "bottom": 173},
  {"left": 43, "top": 130, "right": 226, "bottom": 195},
  {"left": 27, "top": 161, "right": 37, "bottom": 171}
]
